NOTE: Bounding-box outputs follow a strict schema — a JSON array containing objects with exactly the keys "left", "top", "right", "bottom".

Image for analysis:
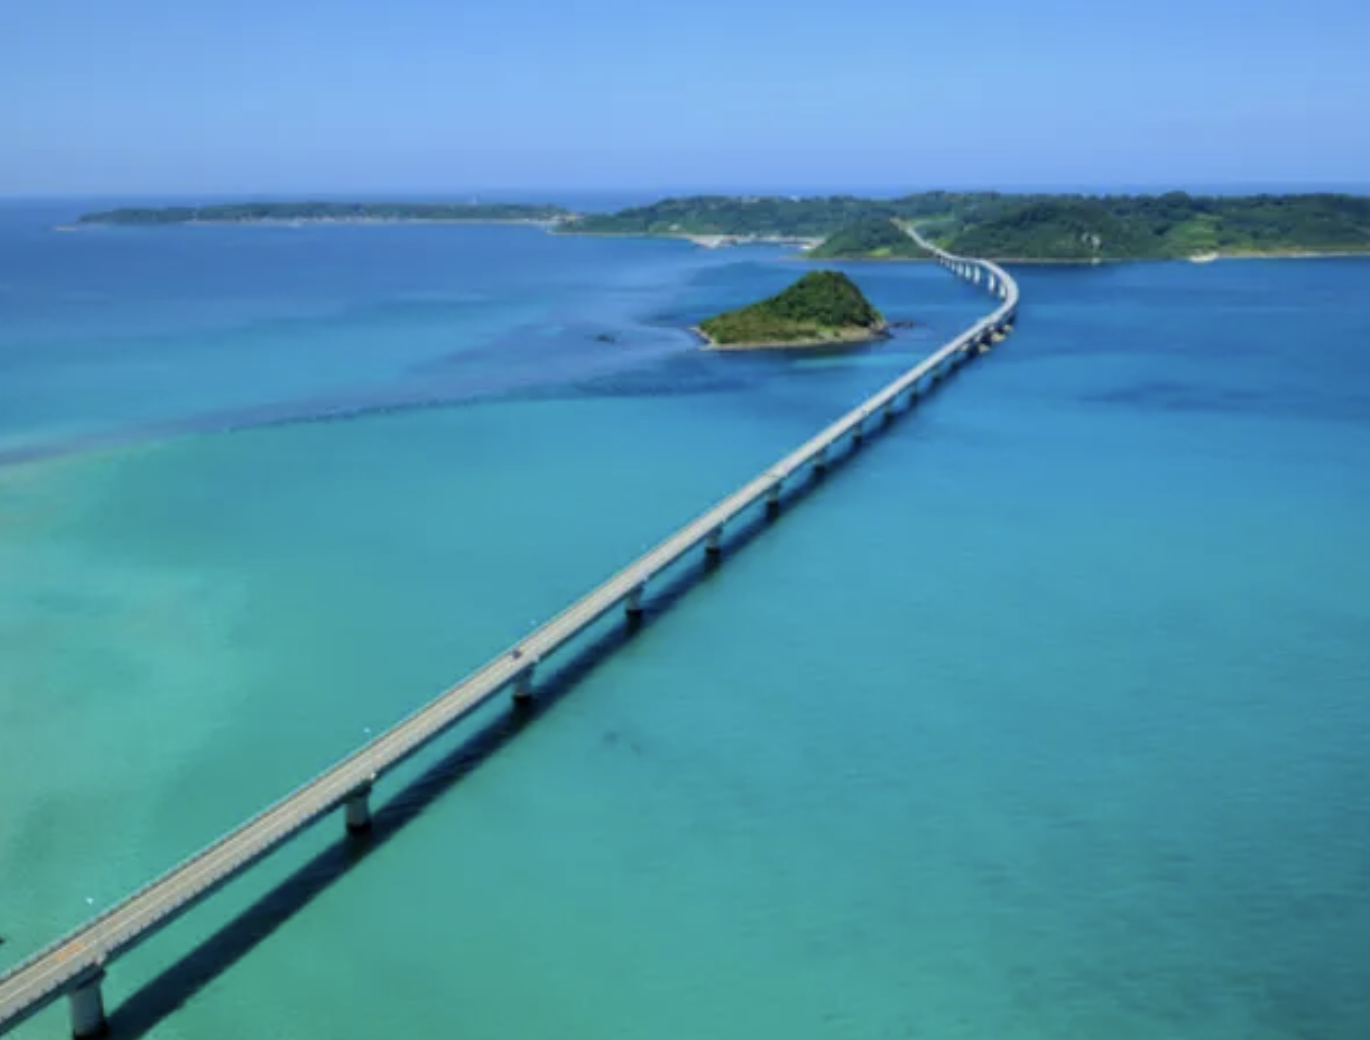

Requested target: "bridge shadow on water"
[{"left": 102, "top": 371, "right": 960, "bottom": 1039}]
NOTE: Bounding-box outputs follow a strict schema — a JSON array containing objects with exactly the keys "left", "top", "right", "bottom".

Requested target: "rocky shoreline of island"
[{"left": 694, "top": 324, "right": 890, "bottom": 351}]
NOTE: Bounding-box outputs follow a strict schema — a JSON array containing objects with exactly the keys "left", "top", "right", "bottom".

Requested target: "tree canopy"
[
  {"left": 699, "top": 271, "right": 886, "bottom": 347},
  {"left": 939, "top": 193, "right": 1370, "bottom": 258},
  {"left": 808, "top": 217, "right": 930, "bottom": 259},
  {"left": 559, "top": 191, "right": 1370, "bottom": 259}
]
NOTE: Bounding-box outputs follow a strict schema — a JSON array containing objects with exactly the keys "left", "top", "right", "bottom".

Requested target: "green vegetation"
[
  {"left": 808, "top": 217, "right": 930, "bottom": 259},
  {"left": 937, "top": 193, "right": 1370, "bottom": 259},
  {"left": 558, "top": 191, "right": 1370, "bottom": 259},
  {"left": 79, "top": 193, "right": 1370, "bottom": 258},
  {"left": 77, "top": 202, "right": 575, "bottom": 225},
  {"left": 559, "top": 193, "right": 975, "bottom": 239},
  {"left": 699, "top": 271, "right": 886, "bottom": 348}
]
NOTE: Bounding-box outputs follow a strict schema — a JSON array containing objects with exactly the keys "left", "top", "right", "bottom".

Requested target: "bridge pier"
[
  {"left": 852, "top": 418, "right": 864, "bottom": 447},
  {"left": 625, "top": 585, "right": 645, "bottom": 623},
  {"left": 513, "top": 666, "right": 535, "bottom": 705},
  {"left": 765, "top": 482, "right": 782, "bottom": 518},
  {"left": 344, "top": 785, "right": 372, "bottom": 834},
  {"left": 68, "top": 971, "right": 108, "bottom": 1039},
  {"left": 882, "top": 400, "right": 894, "bottom": 424},
  {"left": 705, "top": 527, "right": 723, "bottom": 562},
  {"left": 813, "top": 446, "right": 828, "bottom": 476}
]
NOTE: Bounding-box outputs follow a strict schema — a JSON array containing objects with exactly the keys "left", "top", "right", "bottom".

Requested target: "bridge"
[{"left": 0, "top": 234, "right": 1018, "bottom": 1038}]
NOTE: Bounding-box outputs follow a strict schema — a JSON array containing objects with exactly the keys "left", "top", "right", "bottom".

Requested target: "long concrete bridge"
[{"left": 0, "top": 233, "right": 1018, "bottom": 1039}]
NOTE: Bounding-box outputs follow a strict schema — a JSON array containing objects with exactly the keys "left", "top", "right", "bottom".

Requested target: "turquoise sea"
[{"left": 1, "top": 199, "right": 1368, "bottom": 1040}]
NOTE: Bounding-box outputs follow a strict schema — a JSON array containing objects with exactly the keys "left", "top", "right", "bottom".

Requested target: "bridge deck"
[{"left": 0, "top": 237, "right": 1018, "bottom": 1036}]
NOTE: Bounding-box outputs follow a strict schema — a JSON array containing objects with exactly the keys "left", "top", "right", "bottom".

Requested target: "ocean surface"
[{"left": 1, "top": 198, "right": 1368, "bottom": 1040}]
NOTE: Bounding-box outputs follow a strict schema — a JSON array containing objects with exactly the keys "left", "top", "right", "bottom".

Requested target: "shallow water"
[{"left": 1, "top": 202, "right": 1368, "bottom": 1039}]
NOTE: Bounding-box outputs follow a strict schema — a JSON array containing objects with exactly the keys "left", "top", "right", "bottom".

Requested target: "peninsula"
[
  {"left": 76, "top": 202, "right": 576, "bottom": 226},
  {"left": 698, "top": 271, "right": 887, "bottom": 350},
  {"left": 559, "top": 192, "right": 1370, "bottom": 261}
]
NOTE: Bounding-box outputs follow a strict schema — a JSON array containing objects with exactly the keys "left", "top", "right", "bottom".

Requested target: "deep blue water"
[{"left": 1, "top": 202, "right": 1368, "bottom": 1040}]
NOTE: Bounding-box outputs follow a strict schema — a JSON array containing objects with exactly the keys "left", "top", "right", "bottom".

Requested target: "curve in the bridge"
[{"left": 0, "top": 231, "right": 1018, "bottom": 1039}]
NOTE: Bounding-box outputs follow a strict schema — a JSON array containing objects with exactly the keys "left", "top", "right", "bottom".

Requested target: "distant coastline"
[
  {"left": 61, "top": 217, "right": 563, "bottom": 231},
  {"left": 64, "top": 193, "right": 1370, "bottom": 262},
  {"left": 73, "top": 202, "right": 577, "bottom": 227},
  {"left": 553, "top": 191, "right": 1370, "bottom": 262},
  {"left": 553, "top": 227, "right": 820, "bottom": 249}
]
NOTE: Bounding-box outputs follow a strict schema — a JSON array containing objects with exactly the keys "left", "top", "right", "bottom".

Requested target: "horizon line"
[{"left": 5, "top": 181, "right": 1370, "bottom": 203}]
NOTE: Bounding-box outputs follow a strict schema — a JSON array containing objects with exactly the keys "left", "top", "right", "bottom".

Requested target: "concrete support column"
[
  {"left": 69, "top": 971, "right": 108, "bottom": 1039},
  {"left": 625, "top": 585, "right": 645, "bottom": 622},
  {"left": 882, "top": 400, "right": 894, "bottom": 424},
  {"left": 513, "top": 665, "right": 535, "bottom": 705},
  {"left": 765, "top": 482, "right": 782, "bottom": 518},
  {"left": 852, "top": 418, "right": 864, "bottom": 446},
  {"left": 344, "top": 785, "right": 372, "bottom": 835},
  {"left": 814, "top": 446, "right": 828, "bottom": 476},
  {"left": 705, "top": 528, "right": 723, "bottom": 562}
]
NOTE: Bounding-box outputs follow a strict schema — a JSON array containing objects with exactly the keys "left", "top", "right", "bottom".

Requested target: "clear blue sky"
[{"left": 4, "top": 0, "right": 1368, "bottom": 195}]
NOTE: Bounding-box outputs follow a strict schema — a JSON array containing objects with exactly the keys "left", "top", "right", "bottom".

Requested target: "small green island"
[
  {"left": 698, "top": 271, "right": 887, "bottom": 350},
  {"left": 75, "top": 202, "right": 576, "bottom": 226}
]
